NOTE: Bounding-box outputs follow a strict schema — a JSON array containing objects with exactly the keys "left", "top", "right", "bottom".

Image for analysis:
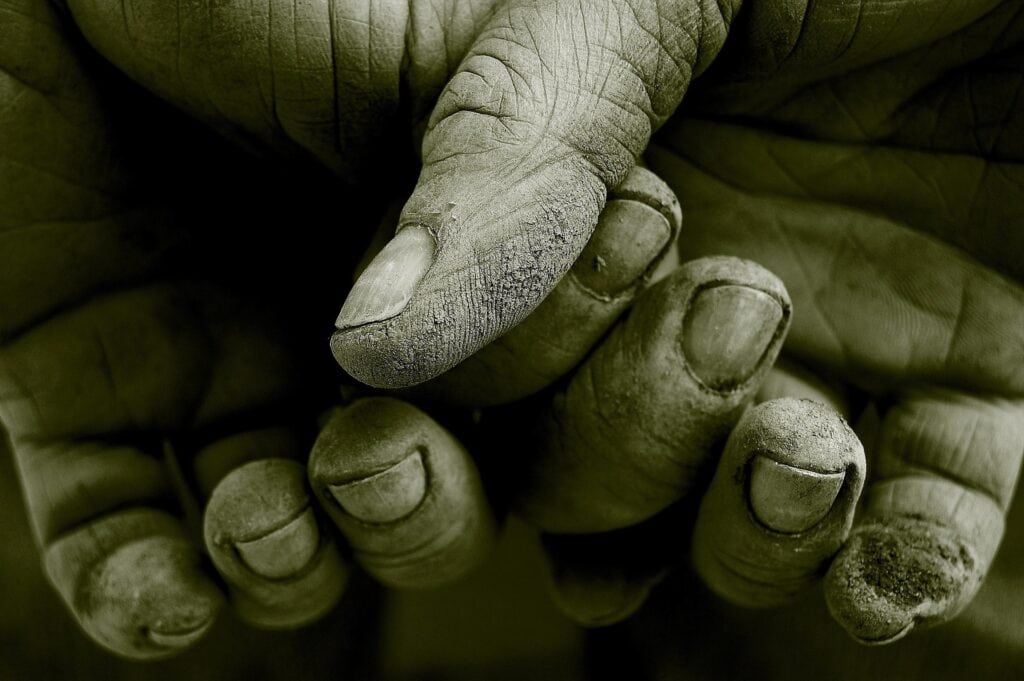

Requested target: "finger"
[
  {"left": 540, "top": 381, "right": 858, "bottom": 626},
  {"left": 200, "top": 431, "right": 348, "bottom": 629},
  {"left": 825, "top": 392, "right": 1024, "bottom": 644},
  {"left": 0, "top": 289, "right": 230, "bottom": 658},
  {"left": 517, "top": 256, "right": 792, "bottom": 533},
  {"left": 331, "top": 0, "right": 741, "bottom": 387},
  {"left": 309, "top": 397, "right": 496, "bottom": 589},
  {"left": 10, "top": 438, "right": 222, "bottom": 660},
  {"left": 417, "top": 166, "right": 681, "bottom": 406},
  {"left": 540, "top": 509, "right": 680, "bottom": 627},
  {"left": 0, "top": 284, "right": 309, "bottom": 655},
  {"left": 692, "top": 397, "right": 866, "bottom": 608}
]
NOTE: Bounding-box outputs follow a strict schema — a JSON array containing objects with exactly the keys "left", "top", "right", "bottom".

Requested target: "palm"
[{"left": 656, "top": 0, "right": 1024, "bottom": 379}]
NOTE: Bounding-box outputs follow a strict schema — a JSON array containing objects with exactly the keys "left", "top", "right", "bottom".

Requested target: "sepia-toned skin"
[{"left": 2, "top": 0, "right": 1024, "bottom": 672}]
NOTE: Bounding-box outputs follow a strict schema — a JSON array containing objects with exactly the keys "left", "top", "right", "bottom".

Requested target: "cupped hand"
[
  {"left": 5, "top": 0, "right": 1023, "bottom": 665},
  {"left": 506, "top": 0, "right": 1024, "bottom": 650}
]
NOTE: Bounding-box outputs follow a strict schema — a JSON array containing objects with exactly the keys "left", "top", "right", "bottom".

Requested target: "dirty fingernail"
[
  {"left": 825, "top": 517, "right": 980, "bottom": 645},
  {"left": 749, "top": 455, "right": 845, "bottom": 534},
  {"left": 234, "top": 508, "right": 320, "bottom": 580},
  {"left": 335, "top": 225, "right": 436, "bottom": 330},
  {"left": 85, "top": 534, "right": 223, "bottom": 657},
  {"left": 572, "top": 201, "right": 672, "bottom": 296},
  {"left": 681, "top": 284, "right": 783, "bottom": 391},
  {"left": 328, "top": 450, "right": 427, "bottom": 523}
]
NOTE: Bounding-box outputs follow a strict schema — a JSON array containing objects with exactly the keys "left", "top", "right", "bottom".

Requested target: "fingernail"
[
  {"left": 234, "top": 508, "right": 320, "bottom": 580},
  {"left": 335, "top": 225, "right": 436, "bottom": 330},
  {"left": 328, "top": 449, "right": 426, "bottom": 523},
  {"left": 610, "top": 166, "right": 683, "bottom": 233},
  {"left": 84, "top": 533, "right": 223, "bottom": 657},
  {"left": 681, "top": 284, "right": 783, "bottom": 391},
  {"left": 572, "top": 200, "right": 672, "bottom": 296},
  {"left": 147, "top": 618, "right": 217, "bottom": 648},
  {"left": 749, "top": 455, "right": 845, "bottom": 534}
]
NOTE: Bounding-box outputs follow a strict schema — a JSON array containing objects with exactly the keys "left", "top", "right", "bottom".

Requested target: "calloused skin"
[{"left": 2, "top": 0, "right": 1024, "bottom": 672}]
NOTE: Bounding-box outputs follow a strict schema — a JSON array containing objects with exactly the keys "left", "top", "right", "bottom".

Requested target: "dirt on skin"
[
  {"left": 854, "top": 517, "right": 974, "bottom": 608},
  {"left": 826, "top": 515, "right": 979, "bottom": 642}
]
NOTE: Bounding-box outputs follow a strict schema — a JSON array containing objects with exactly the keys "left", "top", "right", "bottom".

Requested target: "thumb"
[{"left": 332, "top": 0, "right": 738, "bottom": 387}]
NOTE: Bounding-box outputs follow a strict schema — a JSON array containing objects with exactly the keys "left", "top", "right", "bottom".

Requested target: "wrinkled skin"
[{"left": 2, "top": 0, "right": 1024, "bottom": 672}]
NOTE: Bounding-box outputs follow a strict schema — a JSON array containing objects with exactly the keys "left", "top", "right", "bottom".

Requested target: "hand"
[
  {"left": 500, "top": 0, "right": 1024, "bottom": 651},
  {"left": 1, "top": 0, "right": 706, "bottom": 657},
  {"left": 4, "top": 0, "right": 1022, "bottom": 666},
  {"left": 657, "top": 0, "right": 1024, "bottom": 644}
]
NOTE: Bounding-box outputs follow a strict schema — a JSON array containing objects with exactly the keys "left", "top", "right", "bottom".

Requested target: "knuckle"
[{"left": 878, "top": 393, "right": 1024, "bottom": 510}]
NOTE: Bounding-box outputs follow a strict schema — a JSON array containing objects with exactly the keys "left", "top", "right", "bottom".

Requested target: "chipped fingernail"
[
  {"left": 825, "top": 517, "right": 980, "bottom": 645},
  {"left": 572, "top": 201, "right": 672, "bottom": 297},
  {"left": 681, "top": 284, "right": 783, "bottom": 391},
  {"left": 328, "top": 449, "right": 427, "bottom": 523},
  {"left": 234, "top": 508, "right": 320, "bottom": 580},
  {"left": 335, "top": 225, "right": 436, "bottom": 330},
  {"left": 749, "top": 455, "right": 845, "bottom": 534}
]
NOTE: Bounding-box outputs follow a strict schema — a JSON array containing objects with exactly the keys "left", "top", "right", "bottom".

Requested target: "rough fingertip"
[
  {"left": 311, "top": 397, "right": 495, "bottom": 589},
  {"left": 740, "top": 397, "right": 865, "bottom": 477},
  {"left": 332, "top": 159, "right": 607, "bottom": 389},
  {"left": 78, "top": 535, "right": 222, "bottom": 659},
  {"left": 825, "top": 516, "right": 982, "bottom": 645},
  {"left": 204, "top": 458, "right": 316, "bottom": 560},
  {"left": 204, "top": 458, "right": 347, "bottom": 629}
]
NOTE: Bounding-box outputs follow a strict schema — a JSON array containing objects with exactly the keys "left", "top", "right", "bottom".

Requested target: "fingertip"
[
  {"left": 45, "top": 510, "right": 223, "bottom": 660},
  {"left": 547, "top": 565, "right": 661, "bottom": 628},
  {"left": 332, "top": 161, "right": 606, "bottom": 389},
  {"left": 692, "top": 398, "right": 865, "bottom": 608},
  {"left": 413, "top": 165, "right": 682, "bottom": 407},
  {"left": 204, "top": 459, "right": 347, "bottom": 629},
  {"left": 825, "top": 516, "right": 983, "bottom": 645},
  {"left": 310, "top": 398, "right": 496, "bottom": 588}
]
